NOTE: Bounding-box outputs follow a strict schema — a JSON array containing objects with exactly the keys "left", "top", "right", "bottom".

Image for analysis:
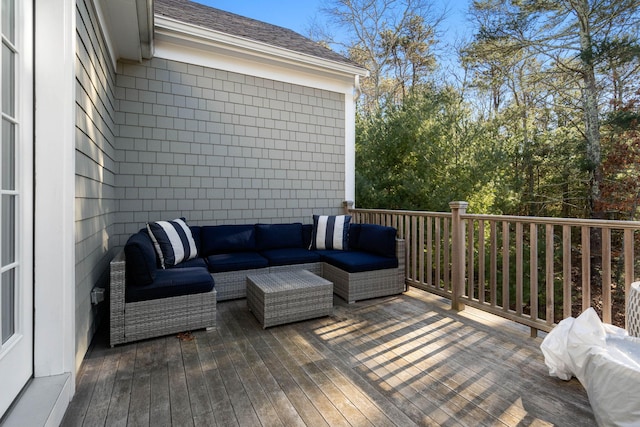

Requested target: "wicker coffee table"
[{"left": 246, "top": 269, "right": 333, "bottom": 328}]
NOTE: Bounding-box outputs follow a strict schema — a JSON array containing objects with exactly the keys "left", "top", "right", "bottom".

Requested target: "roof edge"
[{"left": 154, "top": 15, "right": 368, "bottom": 78}]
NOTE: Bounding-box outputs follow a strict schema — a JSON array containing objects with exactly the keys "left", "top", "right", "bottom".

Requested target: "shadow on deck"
[{"left": 62, "top": 288, "right": 594, "bottom": 426}]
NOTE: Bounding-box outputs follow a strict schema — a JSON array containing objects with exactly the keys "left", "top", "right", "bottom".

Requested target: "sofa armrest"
[{"left": 109, "top": 249, "right": 126, "bottom": 347}]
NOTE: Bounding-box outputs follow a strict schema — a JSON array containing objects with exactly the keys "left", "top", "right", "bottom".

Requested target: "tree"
[
  {"left": 319, "top": 0, "right": 443, "bottom": 111},
  {"left": 466, "top": 0, "right": 640, "bottom": 219},
  {"left": 356, "top": 85, "right": 506, "bottom": 212}
]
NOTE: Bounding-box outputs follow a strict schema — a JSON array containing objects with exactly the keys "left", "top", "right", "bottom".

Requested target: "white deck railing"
[{"left": 346, "top": 202, "right": 640, "bottom": 335}]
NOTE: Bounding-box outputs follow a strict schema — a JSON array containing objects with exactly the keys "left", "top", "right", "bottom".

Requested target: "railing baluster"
[
  {"left": 490, "top": 221, "right": 497, "bottom": 308},
  {"left": 581, "top": 226, "right": 591, "bottom": 312},
  {"left": 419, "top": 216, "right": 425, "bottom": 286},
  {"left": 427, "top": 216, "right": 433, "bottom": 287},
  {"left": 468, "top": 219, "right": 474, "bottom": 300},
  {"left": 479, "top": 220, "right": 486, "bottom": 305},
  {"left": 435, "top": 218, "right": 441, "bottom": 290},
  {"left": 516, "top": 222, "right": 523, "bottom": 316},
  {"left": 602, "top": 227, "right": 612, "bottom": 324},
  {"left": 563, "top": 225, "right": 572, "bottom": 319},
  {"left": 625, "top": 228, "right": 634, "bottom": 328},
  {"left": 545, "top": 224, "right": 554, "bottom": 326},
  {"left": 530, "top": 223, "right": 538, "bottom": 323},
  {"left": 502, "top": 221, "right": 510, "bottom": 312},
  {"left": 411, "top": 215, "right": 418, "bottom": 282},
  {"left": 444, "top": 217, "right": 451, "bottom": 293}
]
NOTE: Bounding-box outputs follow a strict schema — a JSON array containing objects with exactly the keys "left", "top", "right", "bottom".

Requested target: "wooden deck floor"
[{"left": 62, "top": 288, "right": 595, "bottom": 426}]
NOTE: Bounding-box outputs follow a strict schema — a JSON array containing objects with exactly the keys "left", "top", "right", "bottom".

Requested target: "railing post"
[
  {"left": 450, "top": 201, "right": 468, "bottom": 311},
  {"left": 343, "top": 200, "right": 354, "bottom": 216}
]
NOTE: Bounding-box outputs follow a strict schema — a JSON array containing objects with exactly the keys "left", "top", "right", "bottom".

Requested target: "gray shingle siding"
[
  {"left": 115, "top": 57, "right": 346, "bottom": 240},
  {"left": 75, "top": 0, "right": 117, "bottom": 365}
]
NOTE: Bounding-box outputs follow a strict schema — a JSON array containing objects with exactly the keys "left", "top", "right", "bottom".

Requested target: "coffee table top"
[{"left": 247, "top": 269, "right": 332, "bottom": 293}]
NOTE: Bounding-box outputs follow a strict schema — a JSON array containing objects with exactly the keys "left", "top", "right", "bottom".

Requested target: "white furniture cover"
[{"left": 541, "top": 308, "right": 640, "bottom": 426}]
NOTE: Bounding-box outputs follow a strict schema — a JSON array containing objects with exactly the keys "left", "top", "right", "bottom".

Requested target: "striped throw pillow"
[
  {"left": 310, "top": 215, "right": 351, "bottom": 250},
  {"left": 147, "top": 218, "right": 198, "bottom": 268}
]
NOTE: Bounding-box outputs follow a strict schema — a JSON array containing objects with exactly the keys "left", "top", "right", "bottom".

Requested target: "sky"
[{"left": 191, "top": 0, "right": 474, "bottom": 71}]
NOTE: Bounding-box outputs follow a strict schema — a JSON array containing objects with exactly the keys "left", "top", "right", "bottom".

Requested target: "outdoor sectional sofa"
[{"left": 110, "top": 216, "right": 405, "bottom": 346}]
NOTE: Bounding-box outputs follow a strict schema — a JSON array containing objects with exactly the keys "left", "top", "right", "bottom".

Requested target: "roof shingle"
[{"left": 154, "top": 0, "right": 362, "bottom": 68}]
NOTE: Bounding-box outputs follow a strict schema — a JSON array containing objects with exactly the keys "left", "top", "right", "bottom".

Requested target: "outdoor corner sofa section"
[{"left": 110, "top": 219, "right": 406, "bottom": 346}]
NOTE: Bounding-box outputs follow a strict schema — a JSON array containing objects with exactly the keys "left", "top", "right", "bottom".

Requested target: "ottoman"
[{"left": 246, "top": 269, "right": 333, "bottom": 328}]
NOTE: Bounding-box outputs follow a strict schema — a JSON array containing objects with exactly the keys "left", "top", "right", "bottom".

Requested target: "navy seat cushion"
[
  {"left": 201, "top": 225, "right": 256, "bottom": 255},
  {"left": 256, "top": 223, "right": 303, "bottom": 250},
  {"left": 168, "top": 257, "right": 208, "bottom": 269},
  {"left": 357, "top": 224, "right": 397, "bottom": 258},
  {"left": 321, "top": 250, "right": 398, "bottom": 273},
  {"left": 205, "top": 252, "right": 269, "bottom": 273},
  {"left": 260, "top": 248, "right": 321, "bottom": 266},
  {"left": 124, "top": 232, "right": 157, "bottom": 286},
  {"left": 125, "top": 267, "right": 214, "bottom": 302}
]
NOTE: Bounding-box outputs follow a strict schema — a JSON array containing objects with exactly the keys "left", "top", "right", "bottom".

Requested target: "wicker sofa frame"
[
  {"left": 211, "top": 240, "right": 405, "bottom": 304},
  {"left": 109, "top": 250, "right": 217, "bottom": 347},
  {"left": 110, "top": 223, "right": 405, "bottom": 346},
  {"left": 323, "top": 239, "right": 405, "bottom": 303}
]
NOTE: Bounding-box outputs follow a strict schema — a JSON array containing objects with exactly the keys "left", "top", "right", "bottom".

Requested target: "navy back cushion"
[
  {"left": 124, "top": 232, "right": 157, "bottom": 286},
  {"left": 357, "top": 224, "right": 397, "bottom": 258},
  {"left": 256, "top": 223, "right": 303, "bottom": 250},
  {"left": 348, "top": 223, "right": 362, "bottom": 250},
  {"left": 302, "top": 224, "right": 313, "bottom": 249},
  {"left": 201, "top": 224, "right": 256, "bottom": 255},
  {"left": 190, "top": 225, "right": 202, "bottom": 254}
]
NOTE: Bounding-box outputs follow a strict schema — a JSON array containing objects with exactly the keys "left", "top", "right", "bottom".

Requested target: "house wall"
[
  {"left": 114, "top": 57, "right": 346, "bottom": 244},
  {"left": 74, "top": 0, "right": 117, "bottom": 367}
]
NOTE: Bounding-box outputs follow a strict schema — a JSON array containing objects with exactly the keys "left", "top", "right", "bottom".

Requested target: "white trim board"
[{"left": 154, "top": 38, "right": 359, "bottom": 96}]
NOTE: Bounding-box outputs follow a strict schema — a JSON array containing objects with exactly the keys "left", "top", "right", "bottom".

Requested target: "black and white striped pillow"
[
  {"left": 310, "top": 215, "right": 351, "bottom": 250},
  {"left": 147, "top": 218, "right": 198, "bottom": 268}
]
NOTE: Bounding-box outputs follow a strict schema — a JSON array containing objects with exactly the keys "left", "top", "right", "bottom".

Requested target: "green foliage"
[{"left": 356, "top": 85, "right": 508, "bottom": 212}]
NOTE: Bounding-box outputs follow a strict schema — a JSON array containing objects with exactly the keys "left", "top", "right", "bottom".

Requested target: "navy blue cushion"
[
  {"left": 124, "top": 232, "right": 157, "bottom": 286},
  {"left": 147, "top": 218, "right": 198, "bottom": 268},
  {"left": 310, "top": 215, "right": 351, "bottom": 250},
  {"left": 201, "top": 225, "right": 256, "bottom": 255},
  {"left": 205, "top": 252, "right": 269, "bottom": 273},
  {"left": 125, "top": 267, "right": 214, "bottom": 302},
  {"left": 348, "top": 223, "right": 361, "bottom": 250},
  {"left": 260, "top": 248, "right": 321, "bottom": 266},
  {"left": 190, "top": 225, "right": 202, "bottom": 254},
  {"left": 357, "top": 224, "right": 397, "bottom": 258},
  {"left": 321, "top": 250, "right": 398, "bottom": 273},
  {"left": 302, "top": 224, "right": 313, "bottom": 248},
  {"left": 169, "top": 257, "right": 208, "bottom": 269},
  {"left": 256, "top": 223, "right": 303, "bottom": 250}
]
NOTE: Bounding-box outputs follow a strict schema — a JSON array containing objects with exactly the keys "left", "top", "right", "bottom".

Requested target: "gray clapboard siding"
[{"left": 75, "top": 0, "right": 118, "bottom": 369}]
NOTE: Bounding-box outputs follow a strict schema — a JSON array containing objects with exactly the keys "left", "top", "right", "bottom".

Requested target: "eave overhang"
[{"left": 154, "top": 15, "right": 368, "bottom": 83}]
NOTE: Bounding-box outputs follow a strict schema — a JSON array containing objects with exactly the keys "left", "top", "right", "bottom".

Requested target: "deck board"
[{"left": 61, "top": 288, "right": 595, "bottom": 426}]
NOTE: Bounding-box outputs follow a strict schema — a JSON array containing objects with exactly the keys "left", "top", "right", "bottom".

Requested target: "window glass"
[
  {"left": 1, "top": 269, "right": 15, "bottom": 344},
  {"left": 2, "top": 42, "right": 14, "bottom": 116},
  {"left": 2, "top": 194, "right": 14, "bottom": 266},
  {"left": 2, "top": 119, "right": 14, "bottom": 190},
  {"left": 1, "top": 0, "right": 14, "bottom": 43}
]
